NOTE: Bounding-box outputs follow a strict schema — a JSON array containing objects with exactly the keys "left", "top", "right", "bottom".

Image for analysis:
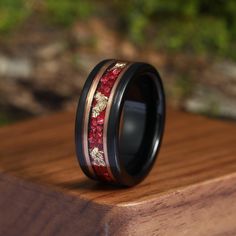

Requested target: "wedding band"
[{"left": 75, "top": 59, "right": 165, "bottom": 186}]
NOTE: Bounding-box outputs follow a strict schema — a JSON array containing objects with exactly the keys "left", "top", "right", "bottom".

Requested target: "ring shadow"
[{"left": 56, "top": 178, "right": 128, "bottom": 192}]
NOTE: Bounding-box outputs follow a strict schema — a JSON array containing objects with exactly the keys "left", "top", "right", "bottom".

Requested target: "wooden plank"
[{"left": 0, "top": 108, "right": 236, "bottom": 235}]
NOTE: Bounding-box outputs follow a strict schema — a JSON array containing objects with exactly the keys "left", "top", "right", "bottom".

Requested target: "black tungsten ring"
[{"left": 75, "top": 59, "right": 165, "bottom": 187}]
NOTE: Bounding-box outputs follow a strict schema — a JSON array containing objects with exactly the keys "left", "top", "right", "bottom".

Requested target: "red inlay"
[{"left": 87, "top": 63, "right": 126, "bottom": 182}]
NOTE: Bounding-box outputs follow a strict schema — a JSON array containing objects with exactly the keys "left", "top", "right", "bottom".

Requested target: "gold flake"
[
  {"left": 113, "top": 62, "right": 126, "bottom": 69},
  {"left": 90, "top": 147, "right": 106, "bottom": 166},
  {"left": 92, "top": 92, "right": 108, "bottom": 118}
]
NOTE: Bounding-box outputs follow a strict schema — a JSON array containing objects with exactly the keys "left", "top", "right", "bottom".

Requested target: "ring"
[{"left": 75, "top": 59, "right": 165, "bottom": 186}]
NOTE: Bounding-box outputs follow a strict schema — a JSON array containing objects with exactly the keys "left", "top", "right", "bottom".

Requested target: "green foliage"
[
  {"left": 0, "top": 0, "right": 92, "bottom": 32},
  {"left": 114, "top": 0, "right": 236, "bottom": 58},
  {"left": 45, "top": 0, "right": 92, "bottom": 26},
  {"left": 155, "top": 18, "right": 229, "bottom": 54},
  {"left": 0, "top": 0, "right": 30, "bottom": 33},
  {"left": 0, "top": 0, "right": 235, "bottom": 58}
]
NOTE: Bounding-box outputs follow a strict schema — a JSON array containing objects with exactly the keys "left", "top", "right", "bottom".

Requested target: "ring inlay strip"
[
  {"left": 82, "top": 61, "right": 114, "bottom": 178},
  {"left": 87, "top": 61, "right": 128, "bottom": 182}
]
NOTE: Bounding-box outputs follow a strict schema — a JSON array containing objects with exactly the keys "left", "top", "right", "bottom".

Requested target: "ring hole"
[{"left": 118, "top": 73, "right": 160, "bottom": 176}]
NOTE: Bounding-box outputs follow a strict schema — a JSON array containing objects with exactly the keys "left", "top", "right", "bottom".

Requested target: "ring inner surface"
[{"left": 118, "top": 73, "right": 160, "bottom": 176}]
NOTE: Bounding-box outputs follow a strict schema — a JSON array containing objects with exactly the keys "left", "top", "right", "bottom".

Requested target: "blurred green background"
[{"left": 0, "top": 0, "right": 236, "bottom": 125}]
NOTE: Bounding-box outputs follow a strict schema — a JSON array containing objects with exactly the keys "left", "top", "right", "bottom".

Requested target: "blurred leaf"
[
  {"left": 113, "top": 0, "right": 236, "bottom": 59},
  {"left": 45, "top": 0, "right": 92, "bottom": 26},
  {"left": 0, "top": 0, "right": 30, "bottom": 32},
  {"left": 155, "top": 18, "right": 229, "bottom": 54}
]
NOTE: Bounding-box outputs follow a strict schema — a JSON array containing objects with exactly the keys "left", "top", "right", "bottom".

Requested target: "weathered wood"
[{"left": 0, "top": 108, "right": 236, "bottom": 236}]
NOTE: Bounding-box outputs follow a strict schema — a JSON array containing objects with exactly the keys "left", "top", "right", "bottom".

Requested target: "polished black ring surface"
[{"left": 75, "top": 59, "right": 165, "bottom": 186}]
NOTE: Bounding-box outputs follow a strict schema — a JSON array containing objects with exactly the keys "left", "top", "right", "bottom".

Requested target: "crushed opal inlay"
[{"left": 87, "top": 62, "right": 127, "bottom": 181}]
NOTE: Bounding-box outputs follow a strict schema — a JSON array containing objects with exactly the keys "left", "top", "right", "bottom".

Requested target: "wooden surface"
[{"left": 0, "top": 108, "right": 236, "bottom": 236}]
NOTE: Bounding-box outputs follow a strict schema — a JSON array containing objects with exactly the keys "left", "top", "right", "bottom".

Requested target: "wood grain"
[{"left": 0, "top": 108, "right": 236, "bottom": 235}]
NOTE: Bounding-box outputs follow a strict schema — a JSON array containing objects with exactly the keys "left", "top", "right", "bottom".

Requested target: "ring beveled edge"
[
  {"left": 75, "top": 59, "right": 114, "bottom": 180},
  {"left": 107, "top": 62, "right": 166, "bottom": 186}
]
